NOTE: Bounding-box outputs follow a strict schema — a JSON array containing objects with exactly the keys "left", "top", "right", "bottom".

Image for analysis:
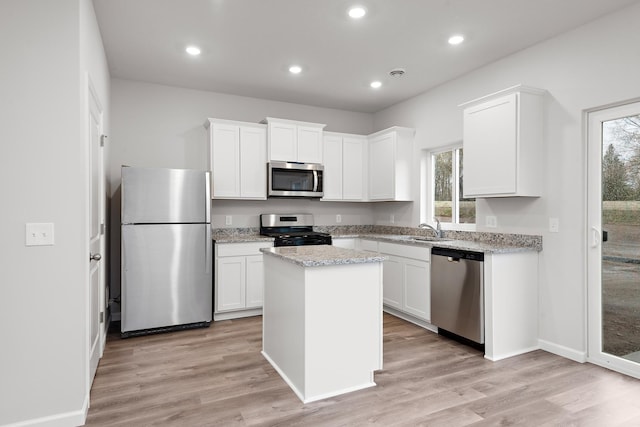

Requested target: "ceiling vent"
[{"left": 389, "top": 68, "right": 406, "bottom": 78}]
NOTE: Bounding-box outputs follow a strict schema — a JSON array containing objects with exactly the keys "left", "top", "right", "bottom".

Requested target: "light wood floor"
[{"left": 86, "top": 314, "right": 640, "bottom": 426}]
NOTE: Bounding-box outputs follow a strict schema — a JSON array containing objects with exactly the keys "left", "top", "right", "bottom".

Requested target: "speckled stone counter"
[
  {"left": 261, "top": 246, "right": 387, "bottom": 267},
  {"left": 212, "top": 225, "right": 542, "bottom": 253},
  {"left": 212, "top": 228, "right": 274, "bottom": 244}
]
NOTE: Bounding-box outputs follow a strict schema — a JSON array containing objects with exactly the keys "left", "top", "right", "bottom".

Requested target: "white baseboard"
[
  {"left": 214, "top": 308, "right": 262, "bottom": 321},
  {"left": 383, "top": 306, "right": 438, "bottom": 333},
  {"left": 6, "top": 395, "right": 88, "bottom": 427},
  {"left": 539, "top": 339, "right": 587, "bottom": 363}
]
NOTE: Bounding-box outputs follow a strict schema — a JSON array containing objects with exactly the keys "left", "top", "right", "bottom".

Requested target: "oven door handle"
[{"left": 313, "top": 170, "right": 319, "bottom": 192}]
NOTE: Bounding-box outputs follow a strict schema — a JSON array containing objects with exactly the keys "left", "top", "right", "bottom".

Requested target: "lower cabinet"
[
  {"left": 331, "top": 237, "right": 357, "bottom": 249},
  {"left": 372, "top": 241, "right": 431, "bottom": 323},
  {"left": 214, "top": 241, "right": 272, "bottom": 320}
]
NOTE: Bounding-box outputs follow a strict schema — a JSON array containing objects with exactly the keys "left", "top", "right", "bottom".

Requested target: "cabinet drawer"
[
  {"left": 216, "top": 241, "right": 273, "bottom": 257},
  {"left": 378, "top": 242, "right": 430, "bottom": 261},
  {"left": 360, "top": 239, "right": 379, "bottom": 252}
]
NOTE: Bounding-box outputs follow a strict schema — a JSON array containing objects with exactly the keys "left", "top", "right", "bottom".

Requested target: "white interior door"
[
  {"left": 587, "top": 101, "right": 640, "bottom": 379},
  {"left": 88, "top": 80, "right": 105, "bottom": 388}
]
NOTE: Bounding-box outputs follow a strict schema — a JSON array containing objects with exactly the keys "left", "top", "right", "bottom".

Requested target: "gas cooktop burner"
[{"left": 259, "top": 214, "right": 332, "bottom": 247}]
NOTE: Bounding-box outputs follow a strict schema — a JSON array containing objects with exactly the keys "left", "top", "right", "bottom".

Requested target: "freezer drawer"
[{"left": 121, "top": 223, "right": 212, "bottom": 333}]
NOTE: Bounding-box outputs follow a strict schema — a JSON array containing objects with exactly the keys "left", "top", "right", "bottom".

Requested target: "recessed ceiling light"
[
  {"left": 370, "top": 81, "right": 382, "bottom": 89},
  {"left": 448, "top": 35, "right": 465, "bottom": 45},
  {"left": 289, "top": 65, "right": 302, "bottom": 74},
  {"left": 186, "top": 46, "right": 201, "bottom": 55},
  {"left": 348, "top": 6, "right": 366, "bottom": 19}
]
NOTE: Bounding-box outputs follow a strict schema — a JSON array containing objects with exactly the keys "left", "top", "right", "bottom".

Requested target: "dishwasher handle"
[{"left": 431, "top": 246, "right": 484, "bottom": 261}]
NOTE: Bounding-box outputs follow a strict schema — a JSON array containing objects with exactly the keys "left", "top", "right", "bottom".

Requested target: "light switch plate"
[
  {"left": 390, "top": 214, "right": 395, "bottom": 224},
  {"left": 549, "top": 217, "right": 560, "bottom": 233},
  {"left": 225, "top": 215, "right": 232, "bottom": 226},
  {"left": 336, "top": 214, "right": 342, "bottom": 223},
  {"left": 25, "top": 223, "right": 55, "bottom": 246},
  {"left": 486, "top": 216, "right": 497, "bottom": 228}
]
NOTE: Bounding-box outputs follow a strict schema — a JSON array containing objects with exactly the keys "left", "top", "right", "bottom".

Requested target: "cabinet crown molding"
[
  {"left": 204, "top": 118, "right": 266, "bottom": 129},
  {"left": 458, "top": 84, "right": 546, "bottom": 108},
  {"left": 368, "top": 126, "right": 415, "bottom": 139},
  {"left": 261, "top": 117, "right": 326, "bottom": 129}
]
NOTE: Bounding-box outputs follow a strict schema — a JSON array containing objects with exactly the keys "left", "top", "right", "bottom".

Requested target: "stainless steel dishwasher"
[{"left": 430, "top": 247, "right": 485, "bottom": 344}]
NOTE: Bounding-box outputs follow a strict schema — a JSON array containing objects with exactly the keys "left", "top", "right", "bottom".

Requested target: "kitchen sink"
[
  {"left": 409, "top": 236, "right": 453, "bottom": 242},
  {"left": 392, "top": 235, "right": 453, "bottom": 242}
]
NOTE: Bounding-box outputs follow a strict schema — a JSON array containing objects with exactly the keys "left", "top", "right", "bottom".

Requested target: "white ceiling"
[{"left": 93, "top": 0, "right": 639, "bottom": 113}]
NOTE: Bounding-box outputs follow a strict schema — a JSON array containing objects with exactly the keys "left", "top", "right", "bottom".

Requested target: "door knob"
[{"left": 90, "top": 253, "right": 102, "bottom": 261}]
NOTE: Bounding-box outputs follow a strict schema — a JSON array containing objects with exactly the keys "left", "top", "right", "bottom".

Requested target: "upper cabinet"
[
  {"left": 262, "top": 117, "right": 325, "bottom": 163},
  {"left": 461, "top": 85, "right": 545, "bottom": 198},
  {"left": 322, "top": 132, "right": 368, "bottom": 201},
  {"left": 205, "top": 118, "right": 267, "bottom": 200},
  {"left": 368, "top": 127, "right": 414, "bottom": 201}
]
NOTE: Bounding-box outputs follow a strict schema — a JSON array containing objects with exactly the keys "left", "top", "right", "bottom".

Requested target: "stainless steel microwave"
[{"left": 268, "top": 161, "right": 324, "bottom": 198}]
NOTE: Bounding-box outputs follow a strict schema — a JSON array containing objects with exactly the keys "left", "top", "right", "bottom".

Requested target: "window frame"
[{"left": 421, "top": 144, "right": 476, "bottom": 231}]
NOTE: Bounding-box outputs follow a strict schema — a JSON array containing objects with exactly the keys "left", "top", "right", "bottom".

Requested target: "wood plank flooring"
[{"left": 86, "top": 314, "right": 640, "bottom": 426}]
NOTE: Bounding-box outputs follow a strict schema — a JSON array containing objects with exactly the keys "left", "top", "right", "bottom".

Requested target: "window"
[{"left": 431, "top": 146, "right": 476, "bottom": 225}]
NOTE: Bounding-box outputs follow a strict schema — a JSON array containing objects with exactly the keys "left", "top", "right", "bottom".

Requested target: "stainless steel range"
[{"left": 260, "top": 214, "right": 332, "bottom": 247}]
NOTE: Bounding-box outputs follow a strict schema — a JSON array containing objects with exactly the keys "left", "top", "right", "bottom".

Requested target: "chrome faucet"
[{"left": 419, "top": 218, "right": 443, "bottom": 238}]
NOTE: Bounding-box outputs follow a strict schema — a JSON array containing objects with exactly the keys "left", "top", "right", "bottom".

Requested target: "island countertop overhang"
[{"left": 261, "top": 245, "right": 387, "bottom": 267}]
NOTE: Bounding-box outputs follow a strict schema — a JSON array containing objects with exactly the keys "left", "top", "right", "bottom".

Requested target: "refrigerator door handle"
[
  {"left": 205, "top": 226, "right": 212, "bottom": 273},
  {"left": 204, "top": 171, "right": 211, "bottom": 220}
]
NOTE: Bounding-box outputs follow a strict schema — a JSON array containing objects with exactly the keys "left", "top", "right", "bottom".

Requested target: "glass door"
[{"left": 588, "top": 102, "right": 640, "bottom": 378}]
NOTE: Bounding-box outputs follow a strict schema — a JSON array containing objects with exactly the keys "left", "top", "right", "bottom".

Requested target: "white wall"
[
  {"left": 108, "top": 79, "right": 375, "bottom": 315},
  {"left": 372, "top": 3, "right": 640, "bottom": 358},
  {"left": 0, "top": 0, "right": 110, "bottom": 425}
]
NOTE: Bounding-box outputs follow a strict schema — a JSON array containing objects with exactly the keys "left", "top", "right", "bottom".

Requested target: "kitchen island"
[{"left": 260, "top": 245, "right": 386, "bottom": 403}]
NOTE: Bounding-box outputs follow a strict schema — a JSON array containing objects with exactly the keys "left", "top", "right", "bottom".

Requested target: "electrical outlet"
[
  {"left": 549, "top": 217, "right": 559, "bottom": 233},
  {"left": 225, "top": 215, "right": 232, "bottom": 226},
  {"left": 486, "top": 216, "right": 497, "bottom": 228},
  {"left": 336, "top": 214, "right": 342, "bottom": 223},
  {"left": 390, "top": 214, "right": 395, "bottom": 224},
  {"left": 25, "top": 223, "right": 55, "bottom": 246}
]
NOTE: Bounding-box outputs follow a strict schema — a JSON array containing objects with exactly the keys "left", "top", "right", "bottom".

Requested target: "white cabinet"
[
  {"left": 214, "top": 241, "right": 272, "bottom": 320},
  {"left": 322, "top": 132, "right": 368, "bottom": 201},
  {"left": 205, "top": 119, "right": 267, "bottom": 200},
  {"left": 262, "top": 117, "right": 325, "bottom": 163},
  {"left": 378, "top": 242, "right": 431, "bottom": 322},
  {"left": 460, "top": 85, "right": 545, "bottom": 198},
  {"left": 331, "top": 237, "right": 357, "bottom": 249},
  {"left": 368, "top": 127, "right": 414, "bottom": 201}
]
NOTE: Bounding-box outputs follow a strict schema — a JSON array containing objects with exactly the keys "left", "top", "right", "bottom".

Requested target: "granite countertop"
[
  {"left": 336, "top": 234, "right": 539, "bottom": 254},
  {"left": 213, "top": 226, "right": 542, "bottom": 254},
  {"left": 211, "top": 229, "right": 274, "bottom": 244},
  {"left": 261, "top": 246, "right": 387, "bottom": 267}
]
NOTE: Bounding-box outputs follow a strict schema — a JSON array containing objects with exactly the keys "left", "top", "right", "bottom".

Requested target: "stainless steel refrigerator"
[{"left": 121, "top": 166, "right": 212, "bottom": 337}]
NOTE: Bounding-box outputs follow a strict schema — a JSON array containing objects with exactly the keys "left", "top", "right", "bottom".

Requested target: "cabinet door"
[
  {"left": 297, "top": 125, "right": 323, "bottom": 163},
  {"left": 216, "top": 256, "right": 246, "bottom": 312},
  {"left": 403, "top": 259, "right": 430, "bottom": 321},
  {"left": 369, "top": 132, "right": 395, "bottom": 200},
  {"left": 332, "top": 238, "right": 356, "bottom": 249},
  {"left": 342, "top": 137, "right": 365, "bottom": 200},
  {"left": 211, "top": 124, "right": 240, "bottom": 198},
  {"left": 322, "top": 135, "right": 343, "bottom": 200},
  {"left": 360, "top": 239, "right": 378, "bottom": 252},
  {"left": 463, "top": 93, "right": 517, "bottom": 196},
  {"left": 240, "top": 126, "right": 267, "bottom": 199},
  {"left": 383, "top": 255, "right": 403, "bottom": 309},
  {"left": 269, "top": 121, "right": 297, "bottom": 161},
  {"left": 245, "top": 255, "right": 264, "bottom": 308}
]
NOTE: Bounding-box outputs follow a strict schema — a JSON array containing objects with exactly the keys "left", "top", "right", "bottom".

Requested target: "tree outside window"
[{"left": 432, "top": 147, "right": 475, "bottom": 224}]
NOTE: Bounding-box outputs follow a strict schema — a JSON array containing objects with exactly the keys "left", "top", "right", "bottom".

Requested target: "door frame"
[
  {"left": 86, "top": 73, "right": 107, "bottom": 390},
  {"left": 586, "top": 99, "right": 640, "bottom": 379}
]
